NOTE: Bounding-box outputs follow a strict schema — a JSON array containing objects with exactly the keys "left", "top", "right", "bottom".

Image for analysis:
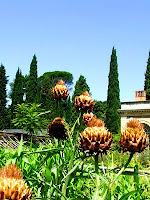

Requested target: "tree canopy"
[{"left": 38, "top": 71, "right": 73, "bottom": 89}]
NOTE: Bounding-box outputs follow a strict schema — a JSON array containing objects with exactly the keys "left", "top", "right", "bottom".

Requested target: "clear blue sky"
[{"left": 0, "top": 0, "right": 150, "bottom": 103}]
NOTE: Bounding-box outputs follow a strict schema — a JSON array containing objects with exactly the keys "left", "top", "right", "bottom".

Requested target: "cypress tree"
[
  {"left": 0, "top": 64, "right": 8, "bottom": 130},
  {"left": 106, "top": 47, "right": 121, "bottom": 134},
  {"left": 11, "top": 68, "right": 24, "bottom": 105},
  {"left": 144, "top": 51, "right": 150, "bottom": 100},
  {"left": 10, "top": 68, "right": 24, "bottom": 123},
  {"left": 72, "top": 75, "right": 90, "bottom": 101},
  {"left": 26, "top": 55, "right": 38, "bottom": 103}
]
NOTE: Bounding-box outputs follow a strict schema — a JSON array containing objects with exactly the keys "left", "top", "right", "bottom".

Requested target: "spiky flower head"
[
  {"left": 126, "top": 118, "right": 143, "bottom": 130},
  {"left": 80, "top": 126, "right": 112, "bottom": 154},
  {"left": 47, "top": 117, "right": 68, "bottom": 140},
  {"left": 0, "top": 164, "right": 32, "bottom": 200},
  {"left": 82, "top": 112, "right": 94, "bottom": 125},
  {"left": 74, "top": 91, "right": 95, "bottom": 112},
  {"left": 87, "top": 116, "right": 104, "bottom": 128},
  {"left": 51, "top": 80, "right": 69, "bottom": 100},
  {"left": 120, "top": 119, "right": 149, "bottom": 152}
]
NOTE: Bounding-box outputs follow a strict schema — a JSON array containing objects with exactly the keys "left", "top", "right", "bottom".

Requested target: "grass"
[{"left": 0, "top": 123, "right": 149, "bottom": 199}]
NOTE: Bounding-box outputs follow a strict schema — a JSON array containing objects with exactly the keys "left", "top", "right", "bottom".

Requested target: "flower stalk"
[
  {"left": 61, "top": 113, "right": 81, "bottom": 200},
  {"left": 113, "top": 152, "right": 134, "bottom": 182},
  {"left": 95, "top": 153, "right": 100, "bottom": 199},
  {"left": 61, "top": 147, "right": 75, "bottom": 200},
  {"left": 101, "top": 152, "right": 135, "bottom": 199}
]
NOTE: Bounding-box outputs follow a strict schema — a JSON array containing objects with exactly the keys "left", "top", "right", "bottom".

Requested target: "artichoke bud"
[{"left": 51, "top": 80, "right": 69, "bottom": 100}]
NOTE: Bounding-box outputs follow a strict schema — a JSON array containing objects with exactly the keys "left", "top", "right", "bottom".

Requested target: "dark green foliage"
[
  {"left": 23, "top": 75, "right": 29, "bottom": 95},
  {"left": 72, "top": 75, "right": 90, "bottom": 101},
  {"left": 144, "top": 51, "right": 150, "bottom": 100},
  {"left": 106, "top": 47, "right": 121, "bottom": 134},
  {"left": 0, "top": 64, "right": 8, "bottom": 130},
  {"left": 10, "top": 68, "right": 24, "bottom": 111},
  {"left": 93, "top": 101, "right": 107, "bottom": 122},
  {"left": 63, "top": 97, "right": 72, "bottom": 122},
  {"left": 37, "top": 71, "right": 73, "bottom": 122},
  {"left": 26, "top": 55, "right": 38, "bottom": 103}
]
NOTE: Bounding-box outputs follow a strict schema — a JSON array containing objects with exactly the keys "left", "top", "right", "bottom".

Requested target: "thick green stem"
[
  {"left": 71, "top": 112, "right": 81, "bottom": 134},
  {"left": 112, "top": 152, "right": 134, "bottom": 183},
  {"left": 95, "top": 154, "right": 100, "bottom": 188},
  {"left": 61, "top": 148, "right": 75, "bottom": 200},
  {"left": 101, "top": 152, "right": 134, "bottom": 200},
  {"left": 95, "top": 154, "right": 100, "bottom": 200},
  {"left": 61, "top": 112, "right": 81, "bottom": 199}
]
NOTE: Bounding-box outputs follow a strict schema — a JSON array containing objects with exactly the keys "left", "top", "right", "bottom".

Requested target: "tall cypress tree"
[
  {"left": 10, "top": 68, "right": 24, "bottom": 122},
  {"left": 0, "top": 64, "right": 8, "bottom": 130},
  {"left": 26, "top": 55, "right": 38, "bottom": 103},
  {"left": 106, "top": 47, "right": 121, "bottom": 134},
  {"left": 72, "top": 75, "right": 90, "bottom": 101},
  {"left": 144, "top": 51, "right": 150, "bottom": 100}
]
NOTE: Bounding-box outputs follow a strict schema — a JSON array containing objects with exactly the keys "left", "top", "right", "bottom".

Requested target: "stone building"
[{"left": 119, "top": 90, "right": 150, "bottom": 135}]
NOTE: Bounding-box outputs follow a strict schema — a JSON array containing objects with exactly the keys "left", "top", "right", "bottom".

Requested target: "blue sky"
[{"left": 0, "top": 0, "right": 150, "bottom": 103}]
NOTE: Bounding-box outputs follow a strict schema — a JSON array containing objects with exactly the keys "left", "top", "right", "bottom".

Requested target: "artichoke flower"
[
  {"left": 126, "top": 118, "right": 143, "bottom": 130},
  {"left": 0, "top": 164, "right": 32, "bottom": 200},
  {"left": 82, "top": 112, "right": 94, "bottom": 125},
  {"left": 80, "top": 126, "right": 112, "bottom": 154},
  {"left": 47, "top": 117, "right": 68, "bottom": 140},
  {"left": 74, "top": 91, "right": 95, "bottom": 112},
  {"left": 87, "top": 116, "right": 104, "bottom": 128},
  {"left": 120, "top": 119, "right": 149, "bottom": 152},
  {"left": 51, "top": 80, "right": 69, "bottom": 100}
]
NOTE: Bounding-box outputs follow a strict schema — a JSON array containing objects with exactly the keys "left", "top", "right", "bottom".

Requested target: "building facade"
[{"left": 119, "top": 91, "right": 150, "bottom": 135}]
